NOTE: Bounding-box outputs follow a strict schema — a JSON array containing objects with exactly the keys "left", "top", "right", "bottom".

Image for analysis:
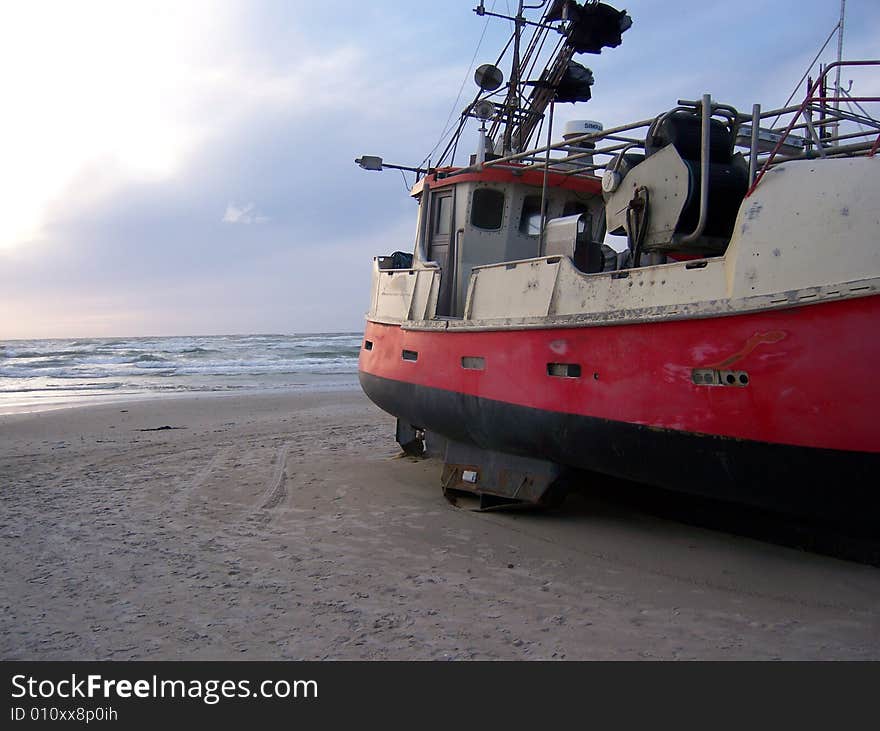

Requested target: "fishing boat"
[{"left": 356, "top": 1, "right": 880, "bottom": 526}]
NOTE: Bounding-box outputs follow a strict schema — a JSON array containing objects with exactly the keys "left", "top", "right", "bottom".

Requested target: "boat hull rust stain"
[{"left": 706, "top": 330, "right": 787, "bottom": 369}]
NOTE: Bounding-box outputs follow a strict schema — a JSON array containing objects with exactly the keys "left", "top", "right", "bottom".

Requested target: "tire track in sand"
[{"left": 248, "top": 443, "right": 292, "bottom": 525}]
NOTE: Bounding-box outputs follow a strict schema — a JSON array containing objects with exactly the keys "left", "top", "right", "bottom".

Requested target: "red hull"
[{"left": 359, "top": 295, "right": 880, "bottom": 453}]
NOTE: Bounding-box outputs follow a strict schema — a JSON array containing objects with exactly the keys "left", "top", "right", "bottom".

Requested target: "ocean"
[{"left": 0, "top": 333, "right": 362, "bottom": 414}]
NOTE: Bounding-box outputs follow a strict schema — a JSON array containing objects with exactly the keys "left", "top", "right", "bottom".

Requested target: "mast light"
[
  {"left": 355, "top": 156, "right": 384, "bottom": 171},
  {"left": 355, "top": 157, "right": 429, "bottom": 175}
]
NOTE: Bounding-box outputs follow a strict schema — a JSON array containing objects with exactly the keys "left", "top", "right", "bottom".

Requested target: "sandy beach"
[{"left": 1, "top": 388, "right": 878, "bottom": 660}]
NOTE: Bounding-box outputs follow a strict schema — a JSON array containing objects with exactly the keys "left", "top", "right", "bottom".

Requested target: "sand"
[{"left": 1, "top": 388, "right": 878, "bottom": 660}]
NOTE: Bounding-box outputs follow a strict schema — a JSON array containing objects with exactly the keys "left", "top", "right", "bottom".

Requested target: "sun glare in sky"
[{"left": 0, "top": 1, "right": 230, "bottom": 251}]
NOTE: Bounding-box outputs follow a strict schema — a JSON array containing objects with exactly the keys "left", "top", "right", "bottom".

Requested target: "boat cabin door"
[{"left": 428, "top": 191, "right": 456, "bottom": 316}]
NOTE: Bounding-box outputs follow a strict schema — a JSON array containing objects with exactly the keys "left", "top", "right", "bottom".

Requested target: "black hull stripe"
[{"left": 359, "top": 371, "right": 880, "bottom": 528}]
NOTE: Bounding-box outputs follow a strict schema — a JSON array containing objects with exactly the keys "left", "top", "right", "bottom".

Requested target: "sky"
[{"left": 1, "top": 0, "right": 877, "bottom": 339}]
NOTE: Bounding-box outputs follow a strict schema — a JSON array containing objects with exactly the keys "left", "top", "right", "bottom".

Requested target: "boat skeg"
[{"left": 440, "top": 439, "right": 567, "bottom": 510}]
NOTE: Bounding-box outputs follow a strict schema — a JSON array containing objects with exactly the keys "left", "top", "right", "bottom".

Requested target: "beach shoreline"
[
  {"left": 2, "top": 388, "right": 879, "bottom": 660},
  {"left": 0, "top": 332, "right": 361, "bottom": 416},
  {"left": 0, "top": 374, "right": 360, "bottom": 417}
]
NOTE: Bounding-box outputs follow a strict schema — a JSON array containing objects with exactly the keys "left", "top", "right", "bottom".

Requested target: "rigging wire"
[
  {"left": 519, "top": 2, "right": 554, "bottom": 82},
  {"left": 399, "top": 169, "right": 411, "bottom": 193},
  {"left": 422, "top": 7, "right": 518, "bottom": 168},
  {"left": 440, "top": 113, "right": 470, "bottom": 167},
  {"left": 523, "top": 19, "right": 553, "bottom": 82},
  {"left": 489, "top": 4, "right": 548, "bottom": 144},
  {"left": 768, "top": 21, "right": 841, "bottom": 130},
  {"left": 520, "top": 35, "right": 564, "bottom": 149},
  {"left": 840, "top": 85, "right": 872, "bottom": 132},
  {"left": 429, "top": 1, "right": 557, "bottom": 167},
  {"left": 420, "top": 1, "right": 499, "bottom": 168},
  {"left": 440, "top": 32, "right": 517, "bottom": 166}
]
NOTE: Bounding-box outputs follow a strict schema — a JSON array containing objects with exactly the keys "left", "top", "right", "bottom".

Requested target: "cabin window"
[
  {"left": 470, "top": 188, "right": 505, "bottom": 230},
  {"left": 519, "top": 195, "right": 544, "bottom": 236},
  {"left": 563, "top": 200, "right": 589, "bottom": 217},
  {"left": 434, "top": 194, "right": 452, "bottom": 235}
]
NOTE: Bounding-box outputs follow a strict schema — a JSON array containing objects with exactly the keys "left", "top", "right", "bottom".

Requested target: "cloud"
[
  {"left": 0, "top": 0, "right": 241, "bottom": 250},
  {"left": 222, "top": 202, "right": 270, "bottom": 225}
]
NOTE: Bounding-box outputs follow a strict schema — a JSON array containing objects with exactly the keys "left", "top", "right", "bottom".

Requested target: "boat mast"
[
  {"left": 501, "top": 1, "right": 525, "bottom": 155},
  {"left": 456, "top": 2, "right": 630, "bottom": 163},
  {"left": 833, "top": 0, "right": 846, "bottom": 144}
]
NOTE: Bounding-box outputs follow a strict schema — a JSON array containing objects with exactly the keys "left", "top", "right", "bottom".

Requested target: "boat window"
[
  {"left": 563, "top": 200, "right": 589, "bottom": 217},
  {"left": 434, "top": 195, "right": 452, "bottom": 235},
  {"left": 519, "top": 195, "right": 543, "bottom": 236},
  {"left": 470, "top": 189, "right": 505, "bottom": 230}
]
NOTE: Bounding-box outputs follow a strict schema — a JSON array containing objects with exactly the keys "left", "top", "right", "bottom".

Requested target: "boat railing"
[
  {"left": 747, "top": 60, "right": 880, "bottom": 194},
  {"left": 444, "top": 59, "right": 880, "bottom": 197}
]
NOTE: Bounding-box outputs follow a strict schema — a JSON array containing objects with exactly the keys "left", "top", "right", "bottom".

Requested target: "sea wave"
[{"left": 0, "top": 333, "right": 362, "bottom": 399}]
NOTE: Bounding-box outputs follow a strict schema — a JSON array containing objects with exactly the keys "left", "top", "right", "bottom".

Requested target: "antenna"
[
  {"left": 502, "top": 1, "right": 526, "bottom": 155},
  {"left": 833, "top": 0, "right": 846, "bottom": 144}
]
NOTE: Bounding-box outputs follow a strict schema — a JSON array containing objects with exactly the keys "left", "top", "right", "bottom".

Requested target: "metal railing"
[
  {"left": 746, "top": 60, "right": 880, "bottom": 195},
  {"left": 442, "top": 59, "right": 880, "bottom": 195}
]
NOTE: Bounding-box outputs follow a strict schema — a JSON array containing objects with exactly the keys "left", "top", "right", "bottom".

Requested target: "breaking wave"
[{"left": 0, "top": 333, "right": 362, "bottom": 404}]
